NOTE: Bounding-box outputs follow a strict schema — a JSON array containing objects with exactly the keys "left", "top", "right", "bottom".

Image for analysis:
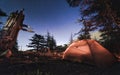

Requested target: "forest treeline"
[
  {"left": 26, "top": 32, "right": 68, "bottom": 52},
  {"left": 0, "top": 0, "right": 120, "bottom": 55}
]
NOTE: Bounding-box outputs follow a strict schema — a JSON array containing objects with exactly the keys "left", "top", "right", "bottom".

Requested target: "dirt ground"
[{"left": 0, "top": 60, "right": 120, "bottom": 75}]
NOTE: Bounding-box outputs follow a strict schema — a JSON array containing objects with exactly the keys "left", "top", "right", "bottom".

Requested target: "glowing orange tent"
[{"left": 63, "top": 39, "right": 116, "bottom": 67}]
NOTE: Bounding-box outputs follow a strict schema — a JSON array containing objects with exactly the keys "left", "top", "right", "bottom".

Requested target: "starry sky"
[{"left": 0, "top": 0, "right": 83, "bottom": 50}]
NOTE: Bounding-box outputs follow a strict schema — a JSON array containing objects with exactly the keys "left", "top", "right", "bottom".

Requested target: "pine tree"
[
  {"left": 69, "top": 33, "right": 73, "bottom": 44},
  {"left": 46, "top": 32, "right": 56, "bottom": 51},
  {"left": 0, "top": 8, "right": 7, "bottom": 39},
  {"left": 0, "top": 8, "right": 7, "bottom": 24},
  {"left": 77, "top": 17, "right": 92, "bottom": 40},
  {"left": 66, "top": 0, "right": 120, "bottom": 26},
  {"left": 66, "top": 0, "right": 120, "bottom": 53},
  {"left": 100, "top": 24, "right": 120, "bottom": 53},
  {"left": 27, "top": 34, "right": 46, "bottom": 52}
]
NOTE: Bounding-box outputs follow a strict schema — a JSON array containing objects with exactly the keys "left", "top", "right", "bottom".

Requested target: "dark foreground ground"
[{"left": 0, "top": 60, "right": 120, "bottom": 75}]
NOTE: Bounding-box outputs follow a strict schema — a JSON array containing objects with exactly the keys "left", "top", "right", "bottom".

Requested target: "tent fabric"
[{"left": 63, "top": 39, "right": 116, "bottom": 67}]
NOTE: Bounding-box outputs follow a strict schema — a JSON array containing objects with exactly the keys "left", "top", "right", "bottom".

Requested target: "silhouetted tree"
[
  {"left": 76, "top": 17, "right": 92, "bottom": 40},
  {"left": 0, "top": 9, "right": 7, "bottom": 16},
  {"left": 27, "top": 34, "right": 46, "bottom": 52},
  {"left": 66, "top": 0, "right": 120, "bottom": 53},
  {"left": 99, "top": 24, "right": 120, "bottom": 53},
  {"left": 0, "top": 8, "right": 7, "bottom": 24},
  {"left": 0, "top": 8, "right": 7, "bottom": 38},
  {"left": 69, "top": 33, "right": 73, "bottom": 44},
  {"left": 56, "top": 44, "right": 68, "bottom": 51},
  {"left": 46, "top": 32, "right": 56, "bottom": 51},
  {"left": 66, "top": 0, "right": 120, "bottom": 26}
]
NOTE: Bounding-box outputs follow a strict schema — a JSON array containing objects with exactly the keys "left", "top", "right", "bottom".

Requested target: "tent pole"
[{"left": 85, "top": 39, "right": 96, "bottom": 64}]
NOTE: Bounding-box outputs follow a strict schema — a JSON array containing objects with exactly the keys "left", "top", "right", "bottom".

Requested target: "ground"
[{"left": 0, "top": 59, "right": 120, "bottom": 75}]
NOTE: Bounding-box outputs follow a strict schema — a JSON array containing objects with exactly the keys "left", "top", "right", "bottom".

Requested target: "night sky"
[{"left": 0, "top": 0, "right": 82, "bottom": 50}]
